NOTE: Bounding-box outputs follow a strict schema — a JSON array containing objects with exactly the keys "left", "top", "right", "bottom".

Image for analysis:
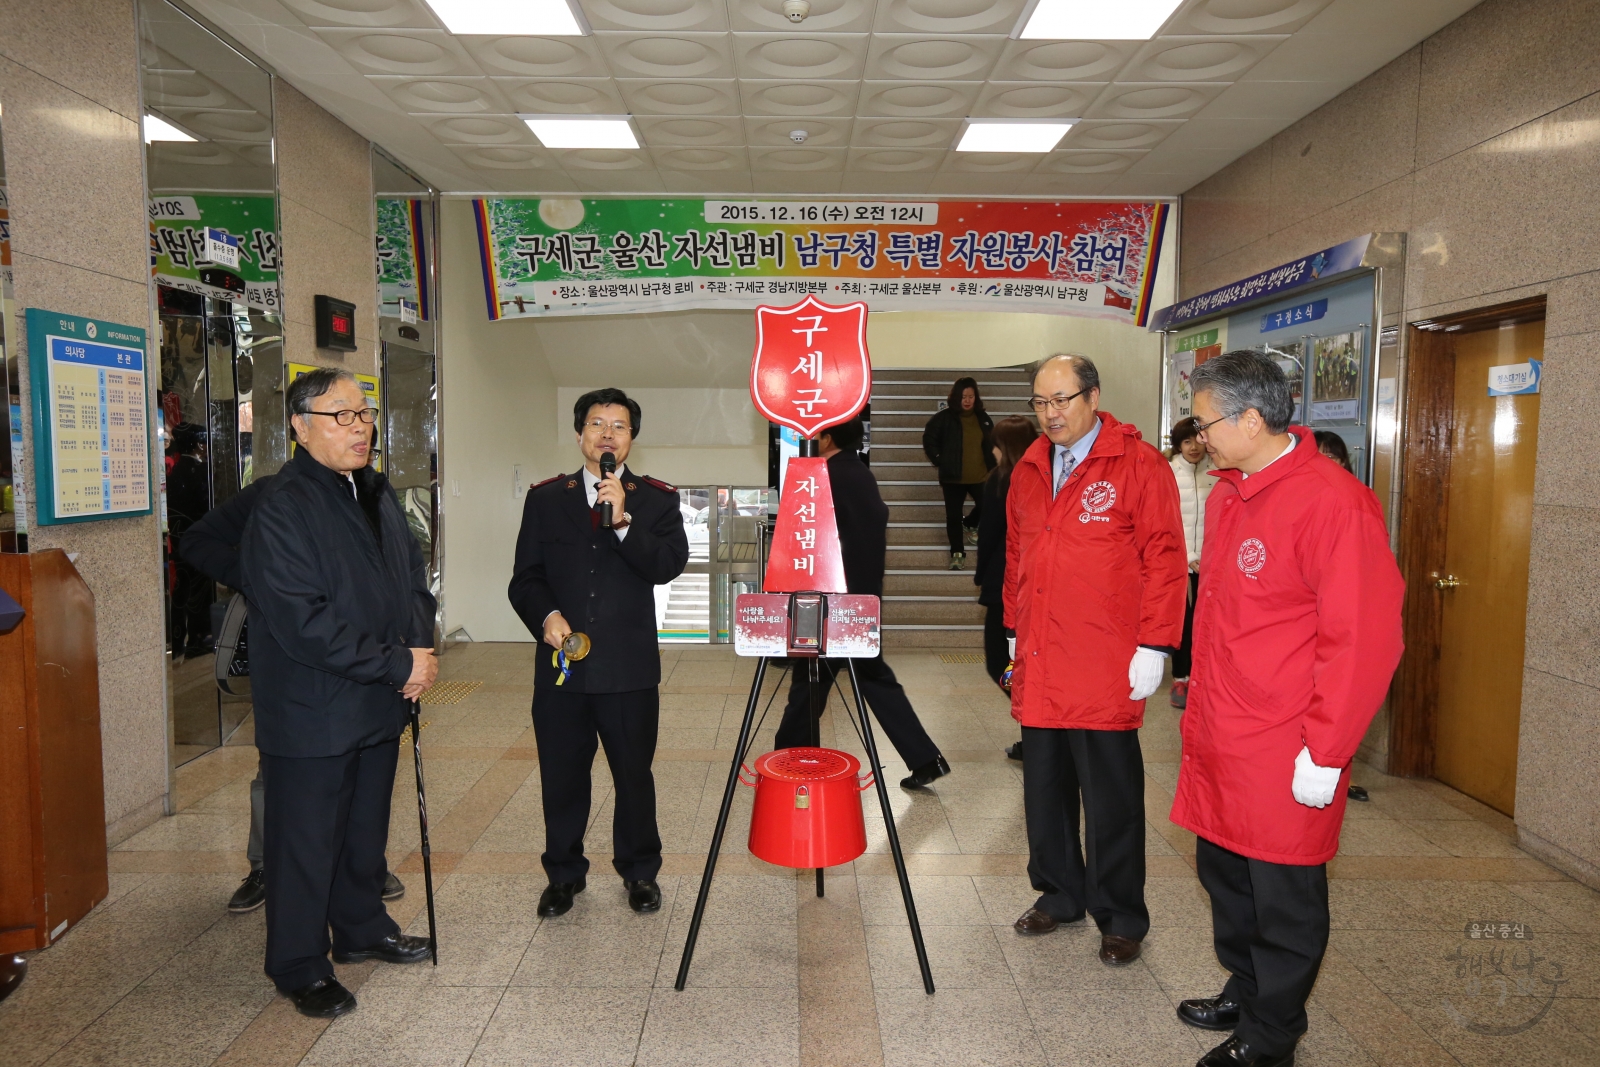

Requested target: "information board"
[{"left": 26, "top": 309, "right": 152, "bottom": 524}]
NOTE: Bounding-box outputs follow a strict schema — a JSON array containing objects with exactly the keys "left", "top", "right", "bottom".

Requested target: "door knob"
[{"left": 1434, "top": 574, "right": 1461, "bottom": 589}]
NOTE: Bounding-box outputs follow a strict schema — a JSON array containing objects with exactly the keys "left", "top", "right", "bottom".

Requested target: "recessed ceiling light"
[
  {"left": 1018, "top": 0, "right": 1182, "bottom": 40},
  {"left": 144, "top": 114, "right": 196, "bottom": 143},
  {"left": 957, "top": 119, "right": 1075, "bottom": 153},
  {"left": 425, "top": 0, "right": 586, "bottom": 36},
  {"left": 523, "top": 116, "right": 639, "bottom": 150}
]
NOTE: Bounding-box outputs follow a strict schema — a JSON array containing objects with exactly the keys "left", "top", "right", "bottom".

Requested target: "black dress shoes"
[
  {"left": 228, "top": 868, "right": 267, "bottom": 914},
  {"left": 332, "top": 933, "right": 433, "bottom": 965},
  {"left": 900, "top": 754, "right": 951, "bottom": 789},
  {"left": 286, "top": 976, "right": 357, "bottom": 1019},
  {"left": 382, "top": 871, "right": 406, "bottom": 901},
  {"left": 1098, "top": 934, "right": 1142, "bottom": 965},
  {"left": 537, "top": 878, "right": 586, "bottom": 917},
  {"left": 626, "top": 880, "right": 662, "bottom": 913},
  {"left": 1197, "top": 1035, "right": 1295, "bottom": 1067},
  {"left": 1178, "top": 993, "right": 1241, "bottom": 1031},
  {"left": 1004, "top": 741, "right": 1023, "bottom": 761}
]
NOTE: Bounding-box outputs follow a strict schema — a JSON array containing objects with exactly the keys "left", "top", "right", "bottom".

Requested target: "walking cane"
[{"left": 408, "top": 699, "right": 439, "bottom": 965}]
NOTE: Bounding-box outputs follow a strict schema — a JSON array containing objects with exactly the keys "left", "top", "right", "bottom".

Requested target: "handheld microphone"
[{"left": 598, "top": 452, "right": 616, "bottom": 528}]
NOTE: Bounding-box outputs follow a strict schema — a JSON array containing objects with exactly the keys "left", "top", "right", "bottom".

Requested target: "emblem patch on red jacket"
[
  {"left": 1237, "top": 537, "right": 1267, "bottom": 575},
  {"left": 1079, "top": 480, "right": 1116, "bottom": 523}
]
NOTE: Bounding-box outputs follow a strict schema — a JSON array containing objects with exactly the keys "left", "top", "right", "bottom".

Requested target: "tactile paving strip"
[{"left": 418, "top": 680, "right": 482, "bottom": 705}]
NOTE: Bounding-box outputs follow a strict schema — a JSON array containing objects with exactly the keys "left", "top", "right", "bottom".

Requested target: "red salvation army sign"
[{"left": 750, "top": 295, "right": 871, "bottom": 438}]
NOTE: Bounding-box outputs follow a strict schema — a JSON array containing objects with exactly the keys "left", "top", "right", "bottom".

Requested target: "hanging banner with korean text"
[
  {"left": 148, "top": 195, "right": 281, "bottom": 313},
  {"left": 473, "top": 198, "right": 1169, "bottom": 324},
  {"left": 377, "top": 198, "right": 430, "bottom": 320}
]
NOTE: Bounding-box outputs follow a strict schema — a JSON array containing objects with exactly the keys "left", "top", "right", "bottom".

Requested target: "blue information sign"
[{"left": 1260, "top": 298, "right": 1327, "bottom": 333}]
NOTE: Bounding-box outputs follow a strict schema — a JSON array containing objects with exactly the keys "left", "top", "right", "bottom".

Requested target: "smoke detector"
[
  {"left": 782, "top": 0, "right": 811, "bottom": 23},
  {"left": 789, "top": 129, "right": 809, "bottom": 143}
]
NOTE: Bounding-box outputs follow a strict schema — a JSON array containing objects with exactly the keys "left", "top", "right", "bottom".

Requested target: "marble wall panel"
[
  {"left": 1527, "top": 332, "right": 1600, "bottom": 509},
  {"left": 1176, "top": 141, "right": 1271, "bottom": 276},
  {"left": 1523, "top": 501, "right": 1600, "bottom": 690},
  {"left": 1414, "top": 0, "right": 1600, "bottom": 169},
  {"left": 0, "top": 0, "right": 142, "bottom": 120},
  {"left": 1515, "top": 668, "right": 1600, "bottom": 879}
]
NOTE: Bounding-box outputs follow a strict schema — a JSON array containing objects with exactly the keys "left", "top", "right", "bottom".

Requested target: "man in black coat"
[
  {"left": 240, "top": 368, "right": 437, "bottom": 1019},
  {"left": 509, "top": 388, "right": 689, "bottom": 919},
  {"left": 773, "top": 416, "right": 949, "bottom": 789},
  {"left": 179, "top": 470, "right": 406, "bottom": 916}
]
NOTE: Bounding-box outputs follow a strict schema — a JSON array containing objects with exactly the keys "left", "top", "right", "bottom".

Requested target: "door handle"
[{"left": 1434, "top": 574, "right": 1461, "bottom": 590}]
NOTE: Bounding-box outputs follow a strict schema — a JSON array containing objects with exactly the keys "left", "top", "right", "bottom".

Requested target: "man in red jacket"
[
  {"left": 1171, "top": 350, "right": 1403, "bottom": 1067},
  {"left": 1005, "top": 354, "right": 1187, "bottom": 965}
]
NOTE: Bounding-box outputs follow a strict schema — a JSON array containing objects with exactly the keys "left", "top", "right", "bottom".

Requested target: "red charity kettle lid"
[{"left": 753, "top": 747, "right": 859, "bottom": 782}]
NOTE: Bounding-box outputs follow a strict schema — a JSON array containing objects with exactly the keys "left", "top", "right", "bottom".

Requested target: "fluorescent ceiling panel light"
[
  {"left": 426, "top": 0, "right": 585, "bottom": 36},
  {"left": 523, "top": 116, "right": 639, "bottom": 150},
  {"left": 1019, "top": 0, "right": 1182, "bottom": 40},
  {"left": 957, "top": 120, "right": 1075, "bottom": 153},
  {"left": 144, "top": 114, "right": 196, "bottom": 143}
]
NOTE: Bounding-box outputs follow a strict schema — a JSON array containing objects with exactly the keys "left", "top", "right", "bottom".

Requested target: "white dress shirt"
[
  {"left": 1052, "top": 417, "right": 1102, "bottom": 497},
  {"left": 583, "top": 464, "right": 630, "bottom": 541}
]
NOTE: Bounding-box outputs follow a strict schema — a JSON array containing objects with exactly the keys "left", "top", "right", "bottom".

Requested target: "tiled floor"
[{"left": 5, "top": 643, "right": 1599, "bottom": 1066}]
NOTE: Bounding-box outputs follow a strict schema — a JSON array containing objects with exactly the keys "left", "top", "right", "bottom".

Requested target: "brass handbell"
[{"left": 561, "top": 632, "right": 592, "bottom": 661}]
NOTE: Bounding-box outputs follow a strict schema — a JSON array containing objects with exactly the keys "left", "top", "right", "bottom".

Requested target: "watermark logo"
[{"left": 1442, "top": 922, "right": 1567, "bottom": 1036}]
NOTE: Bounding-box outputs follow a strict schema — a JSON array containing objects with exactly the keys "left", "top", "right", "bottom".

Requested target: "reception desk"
[{"left": 0, "top": 549, "right": 108, "bottom": 952}]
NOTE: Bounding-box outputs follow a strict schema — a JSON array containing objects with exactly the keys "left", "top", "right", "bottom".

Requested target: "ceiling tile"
[
  {"left": 617, "top": 78, "right": 741, "bottom": 115},
  {"left": 991, "top": 39, "right": 1139, "bottom": 82},
  {"left": 927, "top": 172, "right": 1018, "bottom": 193},
  {"left": 727, "top": 0, "right": 875, "bottom": 33},
  {"left": 749, "top": 145, "right": 849, "bottom": 171},
  {"left": 1196, "top": 78, "right": 1345, "bottom": 118},
  {"left": 280, "top": 0, "right": 440, "bottom": 29},
  {"left": 1165, "top": 0, "right": 1335, "bottom": 36},
  {"left": 857, "top": 80, "right": 980, "bottom": 118},
  {"left": 745, "top": 116, "right": 855, "bottom": 147},
  {"left": 581, "top": 0, "right": 730, "bottom": 32},
  {"left": 636, "top": 115, "right": 746, "bottom": 146},
  {"left": 311, "top": 27, "right": 480, "bottom": 77},
  {"left": 144, "top": 70, "right": 251, "bottom": 112},
  {"left": 752, "top": 171, "right": 844, "bottom": 193},
  {"left": 461, "top": 34, "right": 609, "bottom": 78},
  {"left": 566, "top": 170, "right": 668, "bottom": 191},
  {"left": 871, "top": 0, "right": 1026, "bottom": 35},
  {"left": 417, "top": 113, "right": 536, "bottom": 145},
  {"left": 1151, "top": 116, "right": 1292, "bottom": 151},
  {"left": 1083, "top": 81, "right": 1228, "bottom": 119},
  {"left": 941, "top": 149, "right": 1037, "bottom": 174},
  {"left": 844, "top": 146, "right": 946, "bottom": 172},
  {"left": 367, "top": 75, "right": 514, "bottom": 114},
  {"left": 555, "top": 146, "right": 656, "bottom": 171},
  {"left": 1034, "top": 149, "right": 1145, "bottom": 174},
  {"left": 865, "top": 34, "right": 1006, "bottom": 81},
  {"left": 1060, "top": 119, "right": 1183, "bottom": 151},
  {"left": 733, "top": 33, "right": 869, "bottom": 80},
  {"left": 662, "top": 169, "right": 756, "bottom": 192},
  {"left": 850, "top": 117, "right": 961, "bottom": 149},
  {"left": 739, "top": 80, "right": 860, "bottom": 117},
  {"left": 443, "top": 143, "right": 564, "bottom": 171},
  {"left": 594, "top": 31, "right": 736, "bottom": 79},
  {"left": 1123, "top": 34, "right": 1289, "bottom": 82},
  {"left": 649, "top": 145, "right": 750, "bottom": 171},
  {"left": 840, "top": 171, "right": 936, "bottom": 193},
  {"left": 493, "top": 76, "right": 629, "bottom": 114},
  {"left": 1014, "top": 173, "right": 1116, "bottom": 196},
  {"left": 972, "top": 81, "right": 1101, "bottom": 118},
  {"left": 161, "top": 107, "right": 274, "bottom": 143}
]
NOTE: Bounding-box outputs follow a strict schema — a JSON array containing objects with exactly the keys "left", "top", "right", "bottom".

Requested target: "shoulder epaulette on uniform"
[
  {"left": 641, "top": 475, "right": 677, "bottom": 492},
  {"left": 530, "top": 473, "right": 566, "bottom": 491}
]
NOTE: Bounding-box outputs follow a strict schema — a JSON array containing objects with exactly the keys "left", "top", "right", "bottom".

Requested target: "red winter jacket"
[
  {"left": 1004, "top": 412, "right": 1187, "bottom": 730},
  {"left": 1170, "top": 429, "right": 1404, "bottom": 865}
]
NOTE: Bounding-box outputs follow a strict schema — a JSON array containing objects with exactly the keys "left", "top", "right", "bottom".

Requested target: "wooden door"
[{"left": 1430, "top": 322, "right": 1542, "bottom": 814}]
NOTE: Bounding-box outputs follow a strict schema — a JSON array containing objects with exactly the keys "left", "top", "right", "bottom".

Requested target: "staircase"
[{"left": 869, "top": 366, "right": 1034, "bottom": 648}]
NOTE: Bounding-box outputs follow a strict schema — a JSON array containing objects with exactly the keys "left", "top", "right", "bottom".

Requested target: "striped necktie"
[{"left": 1054, "top": 450, "right": 1076, "bottom": 498}]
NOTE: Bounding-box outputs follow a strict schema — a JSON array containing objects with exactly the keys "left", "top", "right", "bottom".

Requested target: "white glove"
[
  {"left": 1128, "top": 647, "right": 1166, "bottom": 701},
  {"left": 1007, "top": 636, "right": 1016, "bottom": 659},
  {"left": 1291, "top": 746, "right": 1342, "bottom": 808}
]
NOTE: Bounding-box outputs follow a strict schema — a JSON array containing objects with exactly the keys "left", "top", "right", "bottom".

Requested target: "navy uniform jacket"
[
  {"left": 508, "top": 468, "right": 689, "bottom": 694},
  {"left": 826, "top": 450, "right": 888, "bottom": 598}
]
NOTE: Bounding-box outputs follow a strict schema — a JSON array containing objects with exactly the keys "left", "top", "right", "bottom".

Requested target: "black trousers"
[
  {"left": 940, "top": 481, "right": 983, "bottom": 553},
  {"left": 532, "top": 685, "right": 662, "bottom": 884},
  {"left": 1021, "top": 725, "right": 1149, "bottom": 940},
  {"left": 1196, "top": 836, "right": 1330, "bottom": 1056},
  {"left": 261, "top": 739, "right": 400, "bottom": 992},
  {"left": 774, "top": 655, "right": 940, "bottom": 770},
  {"left": 982, "top": 604, "right": 1008, "bottom": 684},
  {"left": 1173, "top": 571, "right": 1199, "bottom": 679}
]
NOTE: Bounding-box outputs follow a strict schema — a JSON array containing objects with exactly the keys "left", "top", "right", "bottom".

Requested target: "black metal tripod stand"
[{"left": 673, "top": 653, "right": 935, "bottom": 994}]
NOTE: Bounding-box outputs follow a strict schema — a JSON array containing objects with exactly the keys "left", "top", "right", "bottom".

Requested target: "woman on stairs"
[{"left": 922, "top": 376, "right": 995, "bottom": 570}]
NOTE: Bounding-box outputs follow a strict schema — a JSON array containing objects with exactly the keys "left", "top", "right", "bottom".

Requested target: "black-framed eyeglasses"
[
  {"left": 1028, "top": 389, "right": 1086, "bottom": 412},
  {"left": 302, "top": 407, "right": 377, "bottom": 426},
  {"left": 1193, "top": 413, "right": 1232, "bottom": 436}
]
